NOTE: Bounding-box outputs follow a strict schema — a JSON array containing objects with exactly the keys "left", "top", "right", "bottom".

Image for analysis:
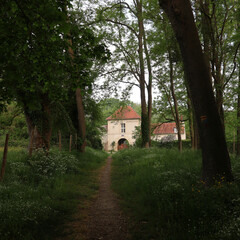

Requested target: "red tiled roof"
[
  {"left": 106, "top": 106, "right": 141, "bottom": 120},
  {"left": 153, "top": 122, "right": 184, "bottom": 134}
]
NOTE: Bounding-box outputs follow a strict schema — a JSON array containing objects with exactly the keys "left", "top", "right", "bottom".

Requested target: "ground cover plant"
[
  {"left": 112, "top": 148, "right": 240, "bottom": 240},
  {"left": 0, "top": 147, "right": 107, "bottom": 240}
]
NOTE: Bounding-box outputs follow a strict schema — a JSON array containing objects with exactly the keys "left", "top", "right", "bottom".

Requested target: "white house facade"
[
  {"left": 102, "top": 106, "right": 186, "bottom": 151},
  {"left": 103, "top": 106, "right": 141, "bottom": 151}
]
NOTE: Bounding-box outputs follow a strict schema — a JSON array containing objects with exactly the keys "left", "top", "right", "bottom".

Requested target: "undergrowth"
[
  {"left": 112, "top": 148, "right": 240, "bottom": 240},
  {"left": 0, "top": 147, "right": 107, "bottom": 240}
]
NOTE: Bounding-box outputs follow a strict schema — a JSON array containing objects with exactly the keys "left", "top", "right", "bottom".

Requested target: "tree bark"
[
  {"left": 25, "top": 95, "right": 52, "bottom": 153},
  {"left": 0, "top": 134, "right": 9, "bottom": 182},
  {"left": 76, "top": 87, "right": 87, "bottom": 152},
  {"left": 193, "top": 114, "right": 200, "bottom": 150},
  {"left": 187, "top": 96, "right": 194, "bottom": 150},
  {"left": 169, "top": 50, "right": 182, "bottom": 152},
  {"left": 143, "top": 23, "right": 153, "bottom": 148},
  {"left": 237, "top": 57, "right": 240, "bottom": 156},
  {"left": 137, "top": 0, "right": 149, "bottom": 148},
  {"left": 185, "top": 74, "right": 200, "bottom": 150},
  {"left": 159, "top": 0, "right": 233, "bottom": 184}
]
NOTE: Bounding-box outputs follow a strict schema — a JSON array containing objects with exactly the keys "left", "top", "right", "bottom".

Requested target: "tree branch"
[
  {"left": 104, "top": 18, "right": 138, "bottom": 38},
  {"left": 224, "top": 42, "right": 240, "bottom": 88}
]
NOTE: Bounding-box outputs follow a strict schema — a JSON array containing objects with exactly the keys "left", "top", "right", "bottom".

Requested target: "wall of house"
[
  {"left": 152, "top": 132, "right": 186, "bottom": 141},
  {"left": 106, "top": 119, "right": 141, "bottom": 151}
]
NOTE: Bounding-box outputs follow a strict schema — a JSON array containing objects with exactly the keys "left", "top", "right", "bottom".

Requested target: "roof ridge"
[{"left": 106, "top": 105, "right": 141, "bottom": 120}]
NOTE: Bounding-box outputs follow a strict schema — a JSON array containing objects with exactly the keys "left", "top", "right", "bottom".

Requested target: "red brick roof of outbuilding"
[
  {"left": 106, "top": 106, "right": 141, "bottom": 120},
  {"left": 153, "top": 122, "right": 184, "bottom": 134}
]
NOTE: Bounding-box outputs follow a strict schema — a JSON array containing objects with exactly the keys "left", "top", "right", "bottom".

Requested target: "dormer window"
[{"left": 121, "top": 123, "right": 126, "bottom": 133}]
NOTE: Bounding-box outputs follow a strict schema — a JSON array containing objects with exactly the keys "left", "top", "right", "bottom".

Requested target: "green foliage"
[
  {"left": 0, "top": 147, "right": 107, "bottom": 240},
  {"left": 112, "top": 148, "right": 240, "bottom": 240},
  {"left": 0, "top": 1, "right": 110, "bottom": 149},
  {"left": 0, "top": 103, "right": 28, "bottom": 140},
  {"left": 151, "top": 139, "right": 192, "bottom": 149}
]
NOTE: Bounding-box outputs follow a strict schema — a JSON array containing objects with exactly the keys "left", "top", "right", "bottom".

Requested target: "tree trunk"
[
  {"left": 159, "top": 0, "right": 233, "bottom": 184},
  {"left": 169, "top": 50, "right": 182, "bottom": 152},
  {"left": 200, "top": 0, "right": 211, "bottom": 71},
  {"left": 186, "top": 87, "right": 198, "bottom": 150},
  {"left": 193, "top": 114, "right": 200, "bottom": 150},
  {"left": 143, "top": 23, "right": 153, "bottom": 147},
  {"left": 187, "top": 97, "right": 194, "bottom": 150},
  {"left": 233, "top": 130, "right": 235, "bottom": 155},
  {"left": 0, "top": 134, "right": 9, "bottom": 182},
  {"left": 25, "top": 95, "right": 52, "bottom": 153},
  {"left": 200, "top": 0, "right": 226, "bottom": 129},
  {"left": 185, "top": 74, "right": 198, "bottom": 150},
  {"left": 137, "top": 0, "right": 149, "bottom": 148},
  {"left": 76, "top": 88, "right": 87, "bottom": 152},
  {"left": 237, "top": 58, "right": 240, "bottom": 156},
  {"left": 68, "top": 35, "right": 87, "bottom": 152}
]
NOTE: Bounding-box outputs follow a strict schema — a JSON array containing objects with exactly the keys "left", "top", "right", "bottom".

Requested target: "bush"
[{"left": 151, "top": 139, "right": 192, "bottom": 149}]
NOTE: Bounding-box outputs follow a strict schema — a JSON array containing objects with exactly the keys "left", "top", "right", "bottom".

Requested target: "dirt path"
[{"left": 57, "top": 156, "right": 129, "bottom": 240}]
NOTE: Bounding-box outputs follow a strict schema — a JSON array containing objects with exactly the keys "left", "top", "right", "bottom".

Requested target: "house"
[
  {"left": 103, "top": 106, "right": 141, "bottom": 151},
  {"left": 152, "top": 122, "right": 186, "bottom": 142},
  {"left": 102, "top": 105, "right": 186, "bottom": 151}
]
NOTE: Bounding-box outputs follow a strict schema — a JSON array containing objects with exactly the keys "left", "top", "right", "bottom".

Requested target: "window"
[
  {"left": 173, "top": 127, "right": 178, "bottom": 133},
  {"left": 121, "top": 123, "right": 126, "bottom": 133}
]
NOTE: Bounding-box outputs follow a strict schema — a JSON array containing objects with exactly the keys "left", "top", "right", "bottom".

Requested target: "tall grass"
[
  {"left": 0, "top": 147, "right": 108, "bottom": 240},
  {"left": 112, "top": 148, "right": 240, "bottom": 240}
]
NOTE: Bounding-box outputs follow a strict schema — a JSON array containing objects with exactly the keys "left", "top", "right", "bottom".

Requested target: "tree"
[
  {"left": 0, "top": 1, "right": 110, "bottom": 153},
  {"left": 197, "top": 0, "right": 239, "bottom": 128},
  {"left": 147, "top": 8, "right": 187, "bottom": 151},
  {"left": 159, "top": 0, "right": 233, "bottom": 184},
  {"left": 97, "top": 0, "right": 153, "bottom": 148},
  {"left": 236, "top": 47, "right": 240, "bottom": 155},
  {"left": 68, "top": 7, "right": 110, "bottom": 152},
  {"left": 0, "top": 0, "right": 73, "bottom": 151}
]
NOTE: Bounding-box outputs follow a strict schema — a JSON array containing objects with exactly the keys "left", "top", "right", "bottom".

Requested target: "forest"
[{"left": 0, "top": 0, "right": 240, "bottom": 239}]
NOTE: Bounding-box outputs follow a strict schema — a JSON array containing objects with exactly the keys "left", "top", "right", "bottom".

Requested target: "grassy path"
[{"left": 57, "top": 156, "right": 129, "bottom": 240}]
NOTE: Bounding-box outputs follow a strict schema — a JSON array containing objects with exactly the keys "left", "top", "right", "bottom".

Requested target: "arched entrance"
[{"left": 118, "top": 138, "right": 129, "bottom": 151}]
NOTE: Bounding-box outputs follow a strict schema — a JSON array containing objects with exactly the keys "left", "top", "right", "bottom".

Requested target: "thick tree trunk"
[
  {"left": 187, "top": 89, "right": 200, "bottom": 150},
  {"left": 25, "top": 96, "right": 52, "bottom": 153},
  {"left": 193, "top": 114, "right": 200, "bottom": 150},
  {"left": 137, "top": 0, "right": 149, "bottom": 148},
  {"left": 159, "top": 0, "right": 233, "bottom": 184}
]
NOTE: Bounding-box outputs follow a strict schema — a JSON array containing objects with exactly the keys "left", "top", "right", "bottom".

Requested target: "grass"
[
  {"left": 112, "top": 148, "right": 240, "bottom": 240},
  {"left": 0, "top": 146, "right": 108, "bottom": 240}
]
